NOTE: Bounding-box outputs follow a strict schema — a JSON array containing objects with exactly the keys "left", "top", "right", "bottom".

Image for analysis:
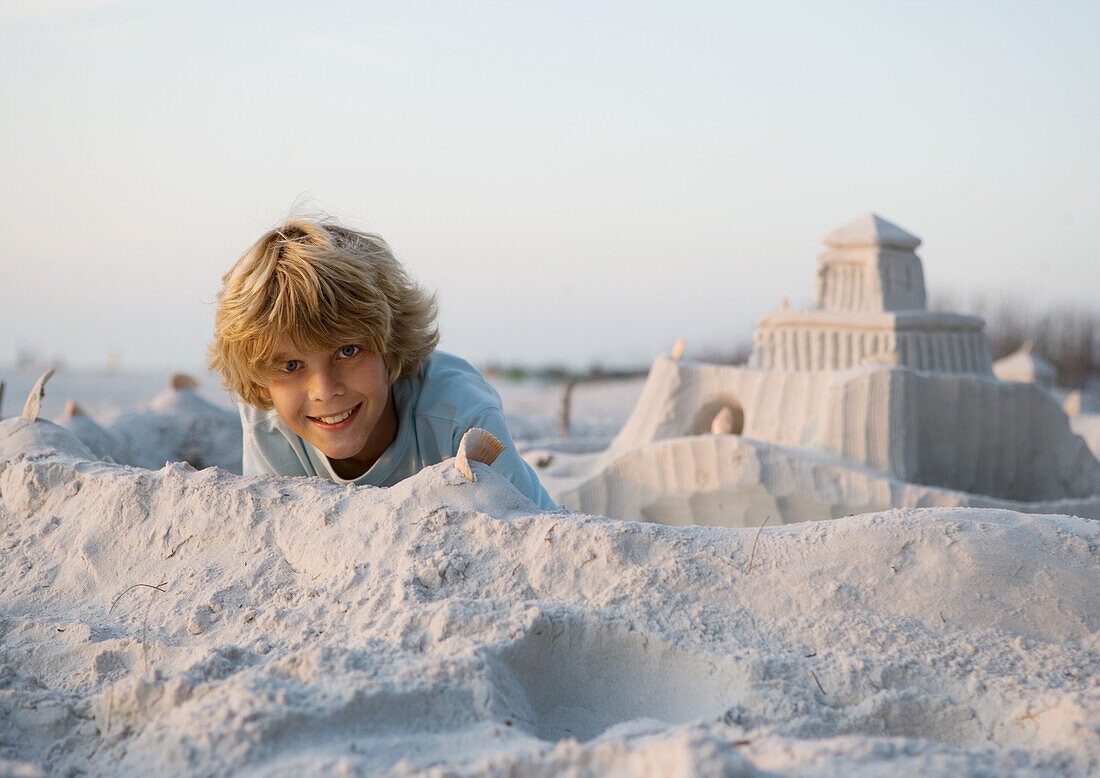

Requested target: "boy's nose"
[{"left": 307, "top": 369, "right": 344, "bottom": 402}]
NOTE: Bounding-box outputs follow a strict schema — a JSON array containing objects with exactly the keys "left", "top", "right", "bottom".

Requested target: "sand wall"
[
  {"left": 748, "top": 311, "right": 993, "bottom": 374},
  {"left": 606, "top": 358, "right": 1100, "bottom": 502},
  {"left": 551, "top": 434, "right": 1100, "bottom": 527}
]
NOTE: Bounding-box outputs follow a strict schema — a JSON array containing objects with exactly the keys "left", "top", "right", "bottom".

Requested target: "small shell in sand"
[
  {"left": 670, "top": 339, "right": 686, "bottom": 361},
  {"left": 455, "top": 428, "right": 505, "bottom": 482},
  {"left": 710, "top": 406, "right": 735, "bottom": 435},
  {"left": 22, "top": 369, "right": 56, "bottom": 422},
  {"left": 170, "top": 373, "right": 200, "bottom": 391}
]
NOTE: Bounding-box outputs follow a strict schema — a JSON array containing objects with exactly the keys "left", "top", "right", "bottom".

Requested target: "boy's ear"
[{"left": 255, "top": 384, "right": 270, "bottom": 401}]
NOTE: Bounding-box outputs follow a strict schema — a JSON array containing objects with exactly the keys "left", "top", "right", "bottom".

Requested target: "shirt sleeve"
[
  {"left": 239, "top": 404, "right": 269, "bottom": 476},
  {"left": 468, "top": 407, "right": 559, "bottom": 511},
  {"left": 238, "top": 403, "right": 310, "bottom": 478}
]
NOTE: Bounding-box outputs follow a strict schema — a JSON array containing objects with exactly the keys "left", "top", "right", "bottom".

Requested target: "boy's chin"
[{"left": 316, "top": 443, "right": 364, "bottom": 462}]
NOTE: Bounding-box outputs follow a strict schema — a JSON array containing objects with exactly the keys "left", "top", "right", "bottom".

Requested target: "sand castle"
[
  {"left": 993, "top": 341, "right": 1057, "bottom": 388},
  {"left": 534, "top": 214, "right": 1100, "bottom": 525}
]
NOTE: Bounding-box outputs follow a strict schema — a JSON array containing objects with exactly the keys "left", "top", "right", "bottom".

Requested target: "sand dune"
[{"left": 1, "top": 413, "right": 1098, "bottom": 775}]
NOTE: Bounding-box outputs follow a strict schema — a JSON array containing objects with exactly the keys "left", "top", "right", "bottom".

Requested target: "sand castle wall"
[
  {"left": 607, "top": 356, "right": 1100, "bottom": 502},
  {"left": 818, "top": 368, "right": 1100, "bottom": 500},
  {"left": 748, "top": 311, "right": 993, "bottom": 374},
  {"left": 554, "top": 433, "right": 1100, "bottom": 527}
]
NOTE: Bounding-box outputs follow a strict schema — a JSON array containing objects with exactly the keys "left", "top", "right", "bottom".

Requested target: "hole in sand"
[
  {"left": 691, "top": 397, "right": 744, "bottom": 436},
  {"left": 499, "top": 616, "right": 747, "bottom": 742}
]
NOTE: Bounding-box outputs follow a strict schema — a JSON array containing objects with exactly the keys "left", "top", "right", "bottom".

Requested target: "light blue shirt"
[{"left": 239, "top": 351, "right": 556, "bottom": 510}]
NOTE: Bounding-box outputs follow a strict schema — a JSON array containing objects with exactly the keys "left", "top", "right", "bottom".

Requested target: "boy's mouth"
[{"left": 308, "top": 403, "right": 361, "bottom": 428}]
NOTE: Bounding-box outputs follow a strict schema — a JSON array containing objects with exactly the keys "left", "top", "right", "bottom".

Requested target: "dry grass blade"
[
  {"left": 109, "top": 582, "right": 168, "bottom": 613},
  {"left": 747, "top": 515, "right": 770, "bottom": 574},
  {"left": 109, "top": 581, "right": 169, "bottom": 674},
  {"left": 811, "top": 670, "right": 825, "bottom": 695}
]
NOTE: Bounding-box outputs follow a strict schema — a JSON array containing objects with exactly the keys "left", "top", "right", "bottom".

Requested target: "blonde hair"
[{"left": 208, "top": 219, "right": 439, "bottom": 409}]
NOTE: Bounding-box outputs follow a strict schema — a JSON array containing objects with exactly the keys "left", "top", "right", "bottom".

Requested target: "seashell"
[
  {"left": 64, "top": 399, "right": 86, "bottom": 418},
  {"left": 454, "top": 427, "right": 505, "bottom": 482},
  {"left": 710, "top": 406, "right": 735, "bottom": 435},
  {"left": 22, "top": 369, "right": 55, "bottom": 422},
  {"left": 170, "top": 373, "right": 200, "bottom": 391},
  {"left": 670, "top": 339, "right": 686, "bottom": 361}
]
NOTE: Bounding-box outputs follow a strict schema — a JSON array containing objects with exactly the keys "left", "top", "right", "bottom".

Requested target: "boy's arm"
[{"left": 467, "top": 408, "right": 558, "bottom": 511}]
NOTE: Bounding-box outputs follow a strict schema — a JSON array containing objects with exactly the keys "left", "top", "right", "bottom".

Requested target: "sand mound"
[{"left": 1, "top": 423, "right": 1099, "bottom": 775}]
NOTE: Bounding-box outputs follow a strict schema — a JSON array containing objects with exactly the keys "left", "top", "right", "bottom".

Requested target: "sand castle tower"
[{"left": 748, "top": 214, "right": 992, "bottom": 374}]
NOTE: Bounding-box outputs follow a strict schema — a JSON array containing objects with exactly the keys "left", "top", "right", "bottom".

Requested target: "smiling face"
[{"left": 259, "top": 337, "right": 398, "bottom": 480}]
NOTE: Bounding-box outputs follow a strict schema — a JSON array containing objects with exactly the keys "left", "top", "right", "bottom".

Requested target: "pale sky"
[{"left": 2, "top": 0, "right": 1097, "bottom": 372}]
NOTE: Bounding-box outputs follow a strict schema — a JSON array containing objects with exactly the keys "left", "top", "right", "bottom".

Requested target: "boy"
[{"left": 208, "top": 218, "right": 556, "bottom": 509}]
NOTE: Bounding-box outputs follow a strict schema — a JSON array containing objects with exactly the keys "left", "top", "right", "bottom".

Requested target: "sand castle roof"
[{"left": 824, "top": 213, "right": 922, "bottom": 250}]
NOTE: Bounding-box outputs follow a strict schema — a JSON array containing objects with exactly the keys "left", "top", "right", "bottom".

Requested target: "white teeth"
[{"left": 317, "top": 408, "right": 353, "bottom": 425}]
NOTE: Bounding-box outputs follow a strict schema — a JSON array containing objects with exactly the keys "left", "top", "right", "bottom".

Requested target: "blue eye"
[
  {"left": 282, "top": 360, "right": 301, "bottom": 373},
  {"left": 338, "top": 345, "right": 360, "bottom": 359}
]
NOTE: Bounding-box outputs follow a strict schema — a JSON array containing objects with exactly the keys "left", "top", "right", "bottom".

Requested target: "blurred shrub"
[{"left": 932, "top": 294, "right": 1100, "bottom": 389}]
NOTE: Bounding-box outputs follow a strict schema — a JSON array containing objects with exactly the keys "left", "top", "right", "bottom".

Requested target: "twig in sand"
[
  {"left": 165, "top": 534, "right": 195, "bottom": 559},
  {"left": 747, "top": 515, "right": 770, "bottom": 574},
  {"left": 511, "top": 562, "right": 521, "bottom": 576},
  {"left": 544, "top": 523, "right": 558, "bottom": 544},
  {"left": 939, "top": 610, "right": 946, "bottom": 624},
  {"left": 811, "top": 670, "right": 825, "bottom": 695},
  {"left": 109, "top": 582, "right": 168, "bottom": 613},
  {"left": 110, "top": 582, "right": 168, "bottom": 675},
  {"left": 1015, "top": 703, "right": 1055, "bottom": 722}
]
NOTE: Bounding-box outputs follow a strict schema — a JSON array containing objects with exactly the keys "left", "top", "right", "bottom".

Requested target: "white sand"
[{"left": 1, "top": 403, "right": 1099, "bottom": 776}]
